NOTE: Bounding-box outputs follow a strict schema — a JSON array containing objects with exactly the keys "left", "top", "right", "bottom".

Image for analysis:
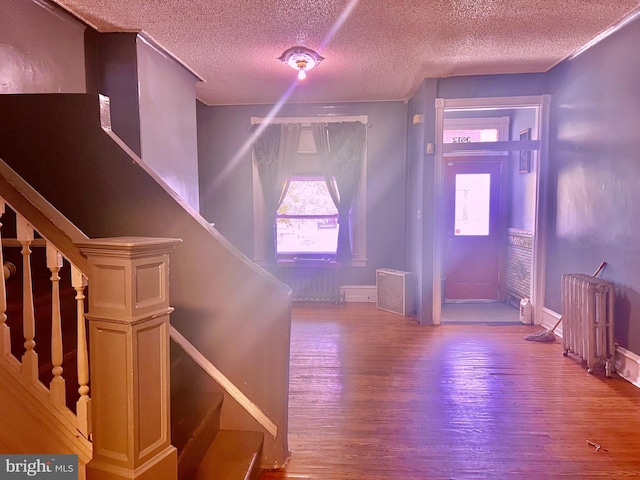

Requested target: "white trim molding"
[
  {"left": 341, "top": 285, "right": 377, "bottom": 303},
  {"left": 615, "top": 346, "right": 640, "bottom": 389},
  {"left": 170, "top": 326, "right": 278, "bottom": 439},
  {"left": 433, "top": 95, "right": 551, "bottom": 326},
  {"left": 541, "top": 307, "right": 563, "bottom": 337},
  {"left": 567, "top": 9, "right": 640, "bottom": 62}
]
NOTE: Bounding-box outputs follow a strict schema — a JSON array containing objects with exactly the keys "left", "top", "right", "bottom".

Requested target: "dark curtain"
[
  {"left": 252, "top": 123, "right": 300, "bottom": 263},
  {"left": 312, "top": 121, "right": 366, "bottom": 264}
]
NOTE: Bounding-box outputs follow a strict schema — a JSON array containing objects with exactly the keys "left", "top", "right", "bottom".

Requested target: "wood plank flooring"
[{"left": 260, "top": 302, "right": 640, "bottom": 479}]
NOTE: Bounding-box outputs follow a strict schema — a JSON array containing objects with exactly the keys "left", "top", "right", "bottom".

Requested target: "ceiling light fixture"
[{"left": 278, "top": 46, "right": 324, "bottom": 80}]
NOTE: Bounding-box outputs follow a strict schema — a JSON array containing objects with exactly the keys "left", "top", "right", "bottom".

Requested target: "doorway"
[{"left": 433, "top": 95, "right": 551, "bottom": 325}]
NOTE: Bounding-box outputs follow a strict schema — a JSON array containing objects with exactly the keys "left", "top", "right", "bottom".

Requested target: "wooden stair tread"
[
  {"left": 194, "top": 430, "right": 263, "bottom": 480},
  {"left": 171, "top": 390, "right": 223, "bottom": 455}
]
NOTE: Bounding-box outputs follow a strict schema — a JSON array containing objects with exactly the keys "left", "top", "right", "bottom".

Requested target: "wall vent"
[{"left": 376, "top": 269, "right": 414, "bottom": 316}]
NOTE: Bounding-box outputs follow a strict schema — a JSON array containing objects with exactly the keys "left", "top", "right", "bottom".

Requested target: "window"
[
  {"left": 252, "top": 116, "right": 368, "bottom": 266},
  {"left": 443, "top": 117, "right": 510, "bottom": 156},
  {"left": 277, "top": 178, "right": 338, "bottom": 254},
  {"left": 454, "top": 173, "right": 491, "bottom": 236},
  {"left": 444, "top": 128, "right": 498, "bottom": 144}
]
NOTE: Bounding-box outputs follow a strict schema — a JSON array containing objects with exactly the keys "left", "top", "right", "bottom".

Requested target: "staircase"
[
  {"left": 170, "top": 341, "right": 264, "bottom": 480},
  {"left": 0, "top": 93, "right": 292, "bottom": 479},
  {"left": 0, "top": 158, "right": 269, "bottom": 480}
]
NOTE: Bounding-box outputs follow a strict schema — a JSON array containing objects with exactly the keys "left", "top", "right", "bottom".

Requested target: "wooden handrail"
[
  {"left": 169, "top": 326, "right": 278, "bottom": 439},
  {"left": 0, "top": 159, "right": 89, "bottom": 272}
]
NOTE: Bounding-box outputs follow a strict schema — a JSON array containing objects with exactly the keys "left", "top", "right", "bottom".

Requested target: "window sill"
[
  {"left": 254, "top": 257, "right": 367, "bottom": 268},
  {"left": 277, "top": 257, "right": 339, "bottom": 267}
]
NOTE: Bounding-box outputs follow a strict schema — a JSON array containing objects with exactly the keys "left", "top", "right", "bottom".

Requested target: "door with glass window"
[{"left": 444, "top": 159, "right": 502, "bottom": 301}]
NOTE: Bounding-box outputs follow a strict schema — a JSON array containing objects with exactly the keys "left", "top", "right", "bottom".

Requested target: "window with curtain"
[
  {"left": 277, "top": 177, "right": 339, "bottom": 255},
  {"left": 251, "top": 117, "right": 368, "bottom": 266}
]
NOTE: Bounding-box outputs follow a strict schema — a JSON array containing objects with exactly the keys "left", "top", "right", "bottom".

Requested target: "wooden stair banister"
[
  {"left": 0, "top": 159, "right": 94, "bottom": 471},
  {"left": 170, "top": 326, "right": 278, "bottom": 439},
  {"left": 0, "top": 93, "right": 291, "bottom": 473}
]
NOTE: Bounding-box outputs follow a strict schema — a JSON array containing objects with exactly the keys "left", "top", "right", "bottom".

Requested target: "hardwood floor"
[{"left": 260, "top": 302, "right": 640, "bottom": 479}]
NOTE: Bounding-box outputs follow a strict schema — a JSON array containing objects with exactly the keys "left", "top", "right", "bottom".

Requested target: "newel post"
[{"left": 77, "top": 237, "right": 181, "bottom": 480}]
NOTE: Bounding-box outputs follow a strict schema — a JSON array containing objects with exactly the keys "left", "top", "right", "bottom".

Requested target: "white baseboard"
[
  {"left": 541, "top": 307, "right": 563, "bottom": 337},
  {"left": 615, "top": 346, "right": 640, "bottom": 388},
  {"left": 542, "top": 307, "right": 640, "bottom": 389},
  {"left": 340, "top": 285, "right": 377, "bottom": 303}
]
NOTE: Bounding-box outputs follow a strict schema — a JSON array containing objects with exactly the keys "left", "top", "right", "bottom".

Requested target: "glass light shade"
[{"left": 279, "top": 46, "right": 324, "bottom": 80}]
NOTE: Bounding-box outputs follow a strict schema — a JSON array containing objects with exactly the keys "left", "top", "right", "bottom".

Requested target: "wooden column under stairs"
[{"left": 78, "top": 237, "right": 181, "bottom": 480}]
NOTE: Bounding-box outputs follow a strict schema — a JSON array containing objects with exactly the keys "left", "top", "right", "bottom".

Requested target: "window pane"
[
  {"left": 278, "top": 180, "right": 337, "bottom": 216},
  {"left": 277, "top": 217, "right": 338, "bottom": 253},
  {"left": 454, "top": 173, "right": 490, "bottom": 236},
  {"left": 277, "top": 179, "right": 338, "bottom": 254}
]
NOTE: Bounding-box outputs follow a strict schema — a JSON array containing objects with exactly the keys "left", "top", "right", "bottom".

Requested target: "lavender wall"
[
  {"left": 197, "top": 101, "right": 408, "bottom": 286},
  {"left": 546, "top": 16, "right": 640, "bottom": 351},
  {"left": 137, "top": 36, "right": 200, "bottom": 211},
  {"left": 508, "top": 107, "right": 537, "bottom": 232},
  {"left": 2, "top": 1, "right": 201, "bottom": 212},
  {"left": 406, "top": 79, "right": 437, "bottom": 323},
  {"left": 0, "top": 0, "right": 85, "bottom": 94},
  {"left": 86, "top": 32, "right": 141, "bottom": 155}
]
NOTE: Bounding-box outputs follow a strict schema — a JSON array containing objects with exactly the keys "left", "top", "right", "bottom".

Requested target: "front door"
[{"left": 444, "top": 158, "right": 502, "bottom": 301}]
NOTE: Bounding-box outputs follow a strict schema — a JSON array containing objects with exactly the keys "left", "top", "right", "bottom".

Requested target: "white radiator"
[
  {"left": 376, "top": 269, "right": 414, "bottom": 316},
  {"left": 561, "top": 273, "right": 615, "bottom": 376}
]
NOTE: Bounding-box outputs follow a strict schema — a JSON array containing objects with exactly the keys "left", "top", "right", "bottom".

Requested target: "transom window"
[
  {"left": 443, "top": 117, "right": 510, "bottom": 157},
  {"left": 443, "top": 128, "right": 499, "bottom": 144}
]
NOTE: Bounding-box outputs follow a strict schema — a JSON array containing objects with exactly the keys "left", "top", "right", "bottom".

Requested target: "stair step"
[
  {"left": 172, "top": 390, "right": 224, "bottom": 479},
  {"left": 194, "top": 430, "right": 263, "bottom": 480}
]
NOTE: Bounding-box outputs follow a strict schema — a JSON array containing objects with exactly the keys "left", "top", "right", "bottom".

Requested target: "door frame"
[
  {"left": 443, "top": 157, "right": 505, "bottom": 302},
  {"left": 432, "top": 95, "right": 551, "bottom": 325}
]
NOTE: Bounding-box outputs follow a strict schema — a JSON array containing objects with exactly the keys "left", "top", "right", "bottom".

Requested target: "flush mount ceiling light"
[{"left": 278, "top": 46, "right": 324, "bottom": 80}]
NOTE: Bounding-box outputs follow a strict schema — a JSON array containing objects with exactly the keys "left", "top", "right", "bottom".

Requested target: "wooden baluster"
[
  {"left": 72, "top": 265, "right": 91, "bottom": 437},
  {"left": 0, "top": 201, "right": 10, "bottom": 357},
  {"left": 17, "top": 216, "right": 37, "bottom": 382},
  {"left": 47, "top": 242, "right": 65, "bottom": 407}
]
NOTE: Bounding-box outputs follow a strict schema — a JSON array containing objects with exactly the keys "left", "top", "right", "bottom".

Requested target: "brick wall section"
[{"left": 506, "top": 229, "right": 533, "bottom": 303}]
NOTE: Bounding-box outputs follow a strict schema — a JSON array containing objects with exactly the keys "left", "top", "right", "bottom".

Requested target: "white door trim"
[{"left": 433, "top": 95, "right": 552, "bottom": 325}]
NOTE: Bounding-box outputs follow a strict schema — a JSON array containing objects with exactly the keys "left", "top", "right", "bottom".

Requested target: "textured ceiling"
[{"left": 51, "top": 0, "right": 640, "bottom": 106}]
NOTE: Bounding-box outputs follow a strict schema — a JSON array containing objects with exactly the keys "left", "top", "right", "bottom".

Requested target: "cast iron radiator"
[
  {"left": 561, "top": 273, "right": 615, "bottom": 376},
  {"left": 277, "top": 261, "right": 342, "bottom": 303}
]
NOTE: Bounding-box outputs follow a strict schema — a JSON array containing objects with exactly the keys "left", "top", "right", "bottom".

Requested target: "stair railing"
[
  {"left": 0, "top": 159, "right": 92, "bottom": 439},
  {"left": 0, "top": 158, "right": 181, "bottom": 479}
]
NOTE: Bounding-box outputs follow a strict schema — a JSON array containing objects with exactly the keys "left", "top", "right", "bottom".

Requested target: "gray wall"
[
  {"left": 0, "top": 0, "right": 86, "bottom": 94},
  {"left": 86, "top": 32, "right": 141, "bottom": 155},
  {"left": 406, "top": 79, "right": 437, "bottom": 324},
  {"left": 546, "top": 15, "right": 640, "bottom": 351},
  {"left": 137, "top": 36, "right": 200, "bottom": 211},
  {"left": 197, "top": 101, "right": 408, "bottom": 286},
  {"left": 87, "top": 31, "right": 202, "bottom": 211},
  {"left": 1, "top": 0, "right": 202, "bottom": 212},
  {"left": 508, "top": 107, "right": 537, "bottom": 231}
]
